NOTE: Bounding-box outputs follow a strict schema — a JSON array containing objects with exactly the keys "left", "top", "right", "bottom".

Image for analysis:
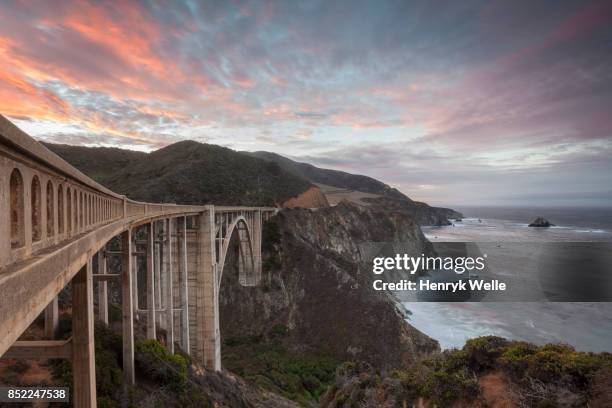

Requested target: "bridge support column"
[
  {"left": 72, "top": 259, "right": 97, "bottom": 408},
  {"left": 180, "top": 216, "right": 190, "bottom": 353},
  {"left": 44, "top": 296, "right": 58, "bottom": 340},
  {"left": 165, "top": 218, "right": 174, "bottom": 353},
  {"left": 154, "top": 232, "right": 163, "bottom": 330},
  {"left": 146, "top": 222, "right": 156, "bottom": 339},
  {"left": 132, "top": 241, "right": 138, "bottom": 321},
  {"left": 197, "top": 208, "right": 221, "bottom": 371},
  {"left": 253, "top": 210, "right": 262, "bottom": 280},
  {"left": 121, "top": 229, "right": 135, "bottom": 385},
  {"left": 97, "top": 250, "right": 108, "bottom": 324}
]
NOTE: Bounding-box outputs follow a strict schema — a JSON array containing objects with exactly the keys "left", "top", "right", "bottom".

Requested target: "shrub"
[
  {"left": 421, "top": 365, "right": 479, "bottom": 405},
  {"left": 463, "top": 336, "right": 509, "bottom": 371},
  {"left": 525, "top": 349, "right": 565, "bottom": 383},
  {"left": 499, "top": 341, "right": 537, "bottom": 377},
  {"left": 10, "top": 360, "right": 30, "bottom": 374},
  {"left": 223, "top": 338, "right": 338, "bottom": 406},
  {"left": 135, "top": 339, "right": 188, "bottom": 393},
  {"left": 97, "top": 396, "right": 120, "bottom": 408},
  {"left": 270, "top": 323, "right": 289, "bottom": 337},
  {"left": 262, "top": 220, "right": 281, "bottom": 248}
]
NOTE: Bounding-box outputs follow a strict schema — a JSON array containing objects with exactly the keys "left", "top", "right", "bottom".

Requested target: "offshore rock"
[{"left": 528, "top": 217, "right": 555, "bottom": 227}]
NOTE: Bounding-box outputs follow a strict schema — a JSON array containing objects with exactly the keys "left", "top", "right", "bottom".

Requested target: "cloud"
[{"left": 0, "top": 0, "right": 610, "bottom": 206}]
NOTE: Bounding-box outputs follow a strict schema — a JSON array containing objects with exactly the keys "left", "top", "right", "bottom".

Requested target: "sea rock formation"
[
  {"left": 219, "top": 201, "right": 440, "bottom": 371},
  {"left": 528, "top": 217, "right": 555, "bottom": 227}
]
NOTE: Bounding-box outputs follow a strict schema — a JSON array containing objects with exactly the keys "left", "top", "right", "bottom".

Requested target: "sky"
[{"left": 1, "top": 0, "right": 611, "bottom": 207}]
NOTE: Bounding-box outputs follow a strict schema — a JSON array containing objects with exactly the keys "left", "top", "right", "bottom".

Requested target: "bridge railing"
[
  {"left": 0, "top": 115, "right": 279, "bottom": 271},
  {"left": 0, "top": 116, "right": 212, "bottom": 270}
]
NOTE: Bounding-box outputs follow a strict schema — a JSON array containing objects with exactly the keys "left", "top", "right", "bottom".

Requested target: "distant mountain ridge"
[
  {"left": 249, "top": 151, "right": 408, "bottom": 200},
  {"left": 248, "top": 151, "right": 462, "bottom": 224}
]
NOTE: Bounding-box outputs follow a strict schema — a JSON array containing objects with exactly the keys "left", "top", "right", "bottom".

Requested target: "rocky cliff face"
[
  {"left": 364, "top": 196, "right": 463, "bottom": 226},
  {"left": 219, "top": 202, "right": 439, "bottom": 371}
]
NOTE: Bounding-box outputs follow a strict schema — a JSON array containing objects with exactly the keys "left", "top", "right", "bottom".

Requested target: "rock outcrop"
[
  {"left": 219, "top": 202, "right": 439, "bottom": 371},
  {"left": 282, "top": 185, "right": 330, "bottom": 208},
  {"left": 528, "top": 217, "right": 555, "bottom": 227},
  {"left": 364, "top": 196, "right": 464, "bottom": 226}
]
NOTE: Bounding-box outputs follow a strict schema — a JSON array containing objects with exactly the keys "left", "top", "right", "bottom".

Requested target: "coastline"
[{"left": 402, "top": 208, "right": 612, "bottom": 352}]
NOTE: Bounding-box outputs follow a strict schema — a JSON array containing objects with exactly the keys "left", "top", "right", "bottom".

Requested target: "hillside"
[
  {"left": 249, "top": 151, "right": 463, "bottom": 224},
  {"left": 44, "top": 143, "right": 146, "bottom": 185},
  {"left": 249, "top": 151, "right": 408, "bottom": 200},
  {"left": 45, "top": 141, "right": 312, "bottom": 206}
]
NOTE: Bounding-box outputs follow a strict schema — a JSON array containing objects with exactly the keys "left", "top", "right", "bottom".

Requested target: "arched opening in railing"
[
  {"left": 74, "top": 192, "right": 78, "bottom": 231},
  {"left": 10, "top": 168, "right": 25, "bottom": 249},
  {"left": 46, "top": 180, "right": 54, "bottom": 237},
  {"left": 79, "top": 191, "right": 83, "bottom": 230},
  {"left": 31, "top": 175, "right": 42, "bottom": 242},
  {"left": 57, "top": 184, "right": 64, "bottom": 234},
  {"left": 66, "top": 188, "right": 72, "bottom": 233}
]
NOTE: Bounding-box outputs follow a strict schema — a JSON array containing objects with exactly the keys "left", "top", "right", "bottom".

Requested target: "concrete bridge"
[{"left": 0, "top": 115, "right": 277, "bottom": 406}]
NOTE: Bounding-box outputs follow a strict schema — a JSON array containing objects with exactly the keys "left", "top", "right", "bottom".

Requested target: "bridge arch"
[{"left": 216, "top": 215, "right": 258, "bottom": 287}]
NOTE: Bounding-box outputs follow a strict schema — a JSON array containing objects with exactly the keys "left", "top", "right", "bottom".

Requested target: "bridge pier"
[
  {"left": 180, "top": 216, "right": 190, "bottom": 353},
  {"left": 97, "top": 250, "right": 108, "bottom": 324},
  {"left": 165, "top": 218, "right": 175, "bottom": 353},
  {"left": 44, "top": 296, "right": 58, "bottom": 340},
  {"left": 154, "top": 227, "right": 163, "bottom": 330},
  {"left": 72, "top": 259, "right": 96, "bottom": 407},
  {"left": 197, "top": 209, "right": 221, "bottom": 371},
  {"left": 146, "top": 222, "right": 156, "bottom": 340},
  {"left": 132, "top": 244, "right": 138, "bottom": 321},
  {"left": 121, "top": 229, "right": 135, "bottom": 385}
]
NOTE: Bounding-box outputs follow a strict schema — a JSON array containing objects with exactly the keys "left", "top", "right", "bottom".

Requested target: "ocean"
[{"left": 402, "top": 206, "right": 612, "bottom": 352}]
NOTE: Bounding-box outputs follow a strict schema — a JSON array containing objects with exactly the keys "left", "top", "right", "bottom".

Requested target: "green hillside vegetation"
[
  {"left": 222, "top": 330, "right": 339, "bottom": 407},
  {"left": 45, "top": 143, "right": 146, "bottom": 185},
  {"left": 46, "top": 141, "right": 311, "bottom": 206}
]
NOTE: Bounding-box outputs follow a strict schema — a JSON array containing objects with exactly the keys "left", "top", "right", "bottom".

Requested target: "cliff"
[
  {"left": 219, "top": 202, "right": 440, "bottom": 372},
  {"left": 364, "top": 196, "right": 464, "bottom": 226}
]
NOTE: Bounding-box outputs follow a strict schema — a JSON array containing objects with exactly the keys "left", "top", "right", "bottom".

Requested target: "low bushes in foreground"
[{"left": 322, "top": 336, "right": 612, "bottom": 407}]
